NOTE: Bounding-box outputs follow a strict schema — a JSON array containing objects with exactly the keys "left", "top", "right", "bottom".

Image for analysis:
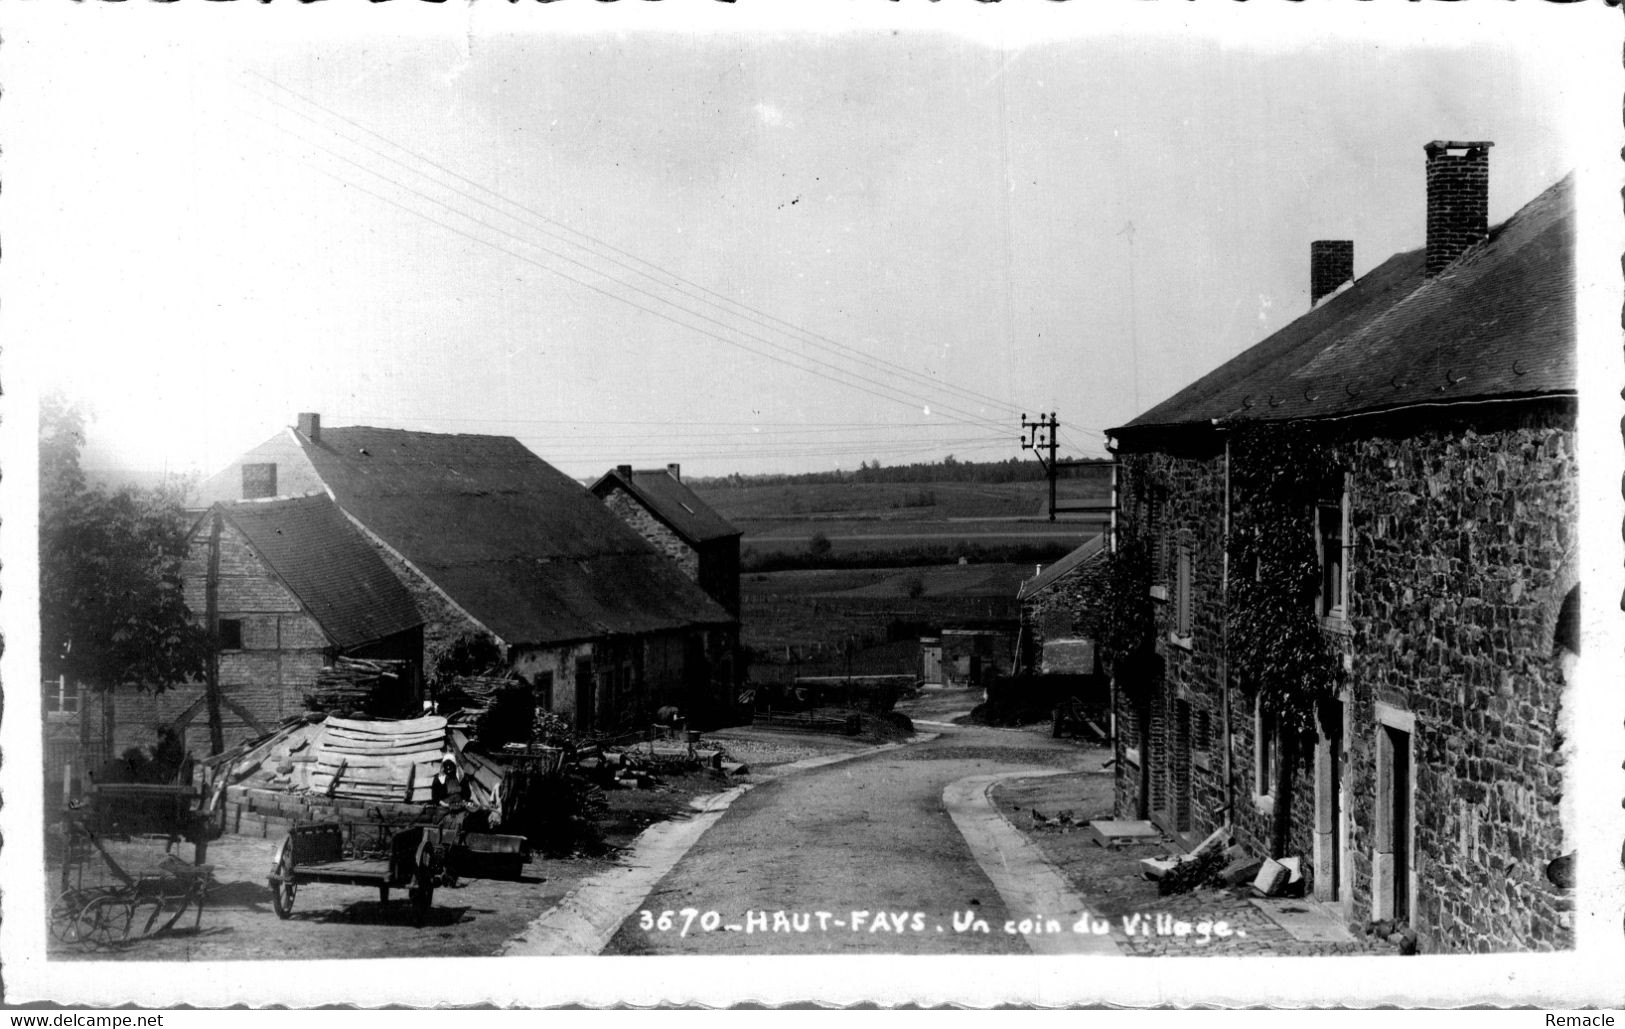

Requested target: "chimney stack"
[
  {"left": 1310, "top": 240, "right": 1354, "bottom": 306},
  {"left": 667, "top": 463, "right": 681, "bottom": 482},
  {"left": 297, "top": 412, "right": 321, "bottom": 444},
  {"left": 1424, "top": 140, "right": 1493, "bottom": 277},
  {"left": 617, "top": 464, "right": 633, "bottom": 479}
]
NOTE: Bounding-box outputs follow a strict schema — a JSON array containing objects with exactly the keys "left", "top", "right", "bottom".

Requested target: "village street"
[{"left": 595, "top": 689, "right": 1109, "bottom": 956}]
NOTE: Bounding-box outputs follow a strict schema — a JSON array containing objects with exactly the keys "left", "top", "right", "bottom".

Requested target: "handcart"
[{"left": 268, "top": 821, "right": 447, "bottom": 926}]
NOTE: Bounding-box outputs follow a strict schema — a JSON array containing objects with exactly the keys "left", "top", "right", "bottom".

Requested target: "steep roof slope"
[
  {"left": 590, "top": 468, "right": 740, "bottom": 544},
  {"left": 1114, "top": 173, "right": 1575, "bottom": 437},
  {"left": 218, "top": 495, "right": 423, "bottom": 649},
  {"left": 295, "top": 428, "right": 733, "bottom": 645},
  {"left": 1017, "top": 533, "right": 1106, "bottom": 602}
]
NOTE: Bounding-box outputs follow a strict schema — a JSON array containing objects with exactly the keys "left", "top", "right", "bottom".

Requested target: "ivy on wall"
[
  {"left": 1098, "top": 517, "right": 1156, "bottom": 686},
  {"left": 1226, "top": 422, "right": 1346, "bottom": 854},
  {"left": 1226, "top": 423, "right": 1345, "bottom": 739}
]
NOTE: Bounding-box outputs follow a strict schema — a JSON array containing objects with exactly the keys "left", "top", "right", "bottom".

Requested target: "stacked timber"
[
  {"left": 308, "top": 715, "right": 449, "bottom": 805},
  {"left": 304, "top": 658, "right": 411, "bottom": 717}
]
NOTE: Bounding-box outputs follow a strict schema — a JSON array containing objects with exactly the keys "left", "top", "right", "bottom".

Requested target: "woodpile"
[{"left": 304, "top": 658, "right": 412, "bottom": 717}]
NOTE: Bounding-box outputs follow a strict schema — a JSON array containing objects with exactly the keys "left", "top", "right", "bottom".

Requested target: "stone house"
[
  {"left": 1104, "top": 142, "right": 1576, "bottom": 952},
  {"left": 1016, "top": 533, "right": 1107, "bottom": 677},
  {"left": 196, "top": 417, "right": 739, "bottom": 733},
  {"left": 590, "top": 463, "right": 742, "bottom": 618},
  {"left": 60, "top": 494, "right": 424, "bottom": 789}
]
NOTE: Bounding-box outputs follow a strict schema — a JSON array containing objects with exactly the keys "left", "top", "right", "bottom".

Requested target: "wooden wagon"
[{"left": 269, "top": 821, "right": 446, "bottom": 926}]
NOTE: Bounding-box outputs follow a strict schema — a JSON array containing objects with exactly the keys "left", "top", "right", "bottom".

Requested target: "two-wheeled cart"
[{"left": 268, "top": 821, "right": 447, "bottom": 927}]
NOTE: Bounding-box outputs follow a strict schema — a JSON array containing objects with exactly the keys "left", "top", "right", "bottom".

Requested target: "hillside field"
[
  {"left": 740, "top": 562, "right": 1045, "bottom": 685},
  {"left": 692, "top": 476, "right": 1109, "bottom": 560}
]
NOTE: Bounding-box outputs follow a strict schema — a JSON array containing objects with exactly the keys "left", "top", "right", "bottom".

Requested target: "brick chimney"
[
  {"left": 296, "top": 412, "right": 321, "bottom": 444},
  {"left": 667, "top": 463, "right": 681, "bottom": 482},
  {"left": 1424, "top": 140, "right": 1493, "bottom": 277},
  {"left": 617, "top": 464, "right": 633, "bottom": 479},
  {"left": 1310, "top": 240, "right": 1354, "bottom": 306}
]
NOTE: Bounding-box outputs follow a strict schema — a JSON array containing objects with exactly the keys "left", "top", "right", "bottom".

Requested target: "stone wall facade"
[
  {"left": 602, "top": 487, "right": 700, "bottom": 580},
  {"left": 1340, "top": 419, "right": 1576, "bottom": 951},
  {"left": 600, "top": 484, "right": 742, "bottom": 618},
  {"left": 1018, "top": 553, "right": 1110, "bottom": 673},
  {"left": 1110, "top": 407, "right": 1576, "bottom": 952}
]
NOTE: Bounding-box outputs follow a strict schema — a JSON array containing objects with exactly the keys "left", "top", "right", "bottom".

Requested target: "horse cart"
[{"left": 269, "top": 821, "right": 447, "bottom": 926}]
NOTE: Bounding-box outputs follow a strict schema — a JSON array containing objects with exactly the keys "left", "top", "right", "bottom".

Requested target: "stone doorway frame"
[{"left": 1372, "top": 702, "right": 1417, "bottom": 925}]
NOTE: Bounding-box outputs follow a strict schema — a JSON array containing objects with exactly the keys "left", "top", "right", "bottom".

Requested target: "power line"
[
  {"left": 276, "top": 143, "right": 1016, "bottom": 438},
  {"left": 240, "top": 75, "right": 1028, "bottom": 424}
]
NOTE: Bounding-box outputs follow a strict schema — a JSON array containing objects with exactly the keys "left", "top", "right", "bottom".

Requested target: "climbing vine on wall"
[
  {"left": 1226, "top": 422, "right": 1345, "bottom": 745},
  {"left": 1097, "top": 513, "right": 1156, "bottom": 699}
]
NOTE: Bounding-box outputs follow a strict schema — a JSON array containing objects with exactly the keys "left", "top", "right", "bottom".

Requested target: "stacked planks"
[{"left": 307, "top": 715, "right": 449, "bottom": 804}]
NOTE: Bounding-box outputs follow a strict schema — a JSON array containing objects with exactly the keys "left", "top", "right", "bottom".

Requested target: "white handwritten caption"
[{"left": 636, "top": 909, "right": 1244, "bottom": 941}]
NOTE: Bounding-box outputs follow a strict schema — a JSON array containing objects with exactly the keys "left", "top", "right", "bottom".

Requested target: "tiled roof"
[
  {"left": 590, "top": 468, "right": 739, "bottom": 544},
  {"left": 218, "top": 495, "right": 423, "bottom": 650},
  {"left": 1017, "top": 533, "right": 1106, "bottom": 601},
  {"left": 1113, "top": 172, "right": 1575, "bottom": 438},
  {"left": 296, "top": 428, "right": 733, "bottom": 646}
]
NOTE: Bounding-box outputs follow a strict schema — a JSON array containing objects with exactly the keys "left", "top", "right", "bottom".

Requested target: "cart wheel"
[
  {"left": 379, "top": 886, "right": 390, "bottom": 904},
  {"left": 75, "top": 895, "right": 132, "bottom": 949},
  {"left": 270, "top": 844, "right": 296, "bottom": 920},
  {"left": 50, "top": 889, "right": 89, "bottom": 943}
]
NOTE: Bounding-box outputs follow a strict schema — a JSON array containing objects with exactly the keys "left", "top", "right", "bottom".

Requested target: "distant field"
[
  {"left": 740, "top": 563, "right": 1034, "bottom": 684},
  {"left": 693, "top": 478, "right": 1106, "bottom": 522},
  {"left": 745, "top": 563, "right": 1035, "bottom": 600},
  {"left": 693, "top": 477, "right": 1109, "bottom": 558}
]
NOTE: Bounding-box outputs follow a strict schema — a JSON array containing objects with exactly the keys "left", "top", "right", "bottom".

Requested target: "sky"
[{"left": 4, "top": 3, "right": 1616, "bottom": 482}]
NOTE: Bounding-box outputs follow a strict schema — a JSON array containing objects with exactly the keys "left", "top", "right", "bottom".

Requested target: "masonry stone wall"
[
  {"left": 1111, "top": 411, "right": 1576, "bottom": 953},
  {"left": 602, "top": 487, "right": 700, "bottom": 580},
  {"left": 1342, "top": 421, "right": 1575, "bottom": 952},
  {"left": 1019, "top": 556, "right": 1110, "bottom": 672}
]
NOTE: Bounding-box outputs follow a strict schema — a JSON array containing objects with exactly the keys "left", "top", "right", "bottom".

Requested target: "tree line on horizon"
[{"left": 693, "top": 454, "right": 1111, "bottom": 490}]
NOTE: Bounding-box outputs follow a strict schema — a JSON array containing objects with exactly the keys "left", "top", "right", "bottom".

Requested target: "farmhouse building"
[
  {"left": 1016, "top": 533, "right": 1107, "bottom": 677},
  {"left": 61, "top": 494, "right": 424, "bottom": 785},
  {"left": 590, "top": 463, "right": 742, "bottom": 617},
  {"left": 196, "top": 416, "right": 739, "bottom": 734},
  {"left": 1104, "top": 142, "right": 1577, "bottom": 952}
]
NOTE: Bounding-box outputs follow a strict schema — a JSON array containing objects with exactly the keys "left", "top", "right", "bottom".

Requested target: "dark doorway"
[
  {"left": 1381, "top": 722, "right": 1412, "bottom": 922},
  {"left": 575, "top": 658, "right": 596, "bottom": 733}
]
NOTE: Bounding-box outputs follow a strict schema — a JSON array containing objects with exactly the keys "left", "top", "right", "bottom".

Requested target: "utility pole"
[
  {"left": 1020, "top": 412, "right": 1116, "bottom": 523},
  {"left": 1020, "top": 412, "right": 1060, "bottom": 521}
]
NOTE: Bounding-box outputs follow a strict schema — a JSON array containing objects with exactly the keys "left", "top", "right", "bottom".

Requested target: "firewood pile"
[
  {"left": 304, "top": 658, "right": 411, "bottom": 716},
  {"left": 437, "top": 674, "right": 523, "bottom": 727}
]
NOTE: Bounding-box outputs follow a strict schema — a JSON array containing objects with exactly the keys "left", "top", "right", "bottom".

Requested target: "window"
[
  {"left": 218, "top": 619, "right": 244, "bottom": 650},
  {"left": 241, "top": 462, "right": 278, "bottom": 500},
  {"left": 534, "top": 671, "right": 555, "bottom": 712},
  {"left": 43, "top": 676, "right": 80, "bottom": 715},
  {"left": 1174, "top": 546, "right": 1194, "bottom": 640},
  {"left": 1317, "top": 479, "right": 1351, "bottom": 624},
  {"left": 1254, "top": 696, "right": 1277, "bottom": 812}
]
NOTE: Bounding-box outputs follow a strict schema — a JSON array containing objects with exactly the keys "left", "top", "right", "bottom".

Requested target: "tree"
[{"left": 39, "top": 397, "right": 211, "bottom": 751}]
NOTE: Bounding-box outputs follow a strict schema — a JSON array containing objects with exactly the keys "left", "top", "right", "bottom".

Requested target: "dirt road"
[{"left": 602, "top": 691, "right": 1097, "bottom": 955}]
